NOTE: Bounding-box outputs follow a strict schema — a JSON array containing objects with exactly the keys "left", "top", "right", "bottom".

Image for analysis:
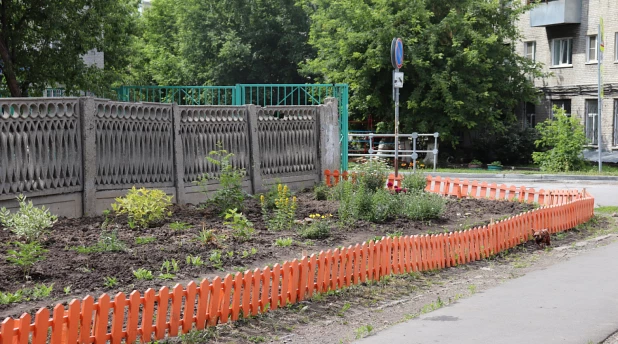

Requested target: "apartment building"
[{"left": 517, "top": 0, "right": 618, "bottom": 151}]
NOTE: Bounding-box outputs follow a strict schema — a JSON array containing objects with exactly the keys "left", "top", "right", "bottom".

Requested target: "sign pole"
[
  {"left": 598, "top": 19, "right": 604, "bottom": 172},
  {"left": 391, "top": 38, "right": 404, "bottom": 178}
]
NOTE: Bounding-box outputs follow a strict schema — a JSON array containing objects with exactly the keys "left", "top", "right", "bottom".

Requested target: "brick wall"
[{"left": 516, "top": 0, "right": 618, "bottom": 149}]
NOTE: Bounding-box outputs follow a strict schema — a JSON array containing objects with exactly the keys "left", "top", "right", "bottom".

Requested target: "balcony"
[{"left": 530, "top": 0, "right": 582, "bottom": 27}]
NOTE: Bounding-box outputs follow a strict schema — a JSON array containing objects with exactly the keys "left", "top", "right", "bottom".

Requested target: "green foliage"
[
  {"left": 313, "top": 183, "right": 330, "bottom": 201},
  {"left": 31, "top": 283, "right": 54, "bottom": 299},
  {"left": 198, "top": 146, "right": 246, "bottom": 215},
  {"left": 158, "top": 259, "right": 179, "bottom": 280},
  {"left": 0, "top": 195, "right": 57, "bottom": 242},
  {"left": 195, "top": 229, "right": 217, "bottom": 245},
  {"left": 209, "top": 250, "right": 224, "bottom": 270},
  {"left": 186, "top": 255, "right": 205, "bottom": 267},
  {"left": 0, "top": 0, "right": 140, "bottom": 97},
  {"left": 489, "top": 161, "right": 502, "bottom": 167},
  {"left": 0, "top": 290, "right": 24, "bottom": 305},
  {"left": 299, "top": 214, "right": 332, "bottom": 239},
  {"left": 0, "top": 283, "right": 54, "bottom": 305},
  {"left": 333, "top": 180, "right": 357, "bottom": 226},
  {"left": 72, "top": 230, "right": 127, "bottom": 253},
  {"left": 103, "top": 276, "right": 118, "bottom": 288},
  {"left": 6, "top": 241, "right": 48, "bottom": 277},
  {"left": 369, "top": 189, "right": 401, "bottom": 222},
  {"left": 532, "top": 107, "right": 588, "bottom": 172},
  {"left": 469, "top": 159, "right": 483, "bottom": 165},
  {"left": 351, "top": 159, "right": 389, "bottom": 192},
  {"left": 135, "top": 236, "right": 156, "bottom": 245},
  {"left": 135, "top": 0, "right": 312, "bottom": 86},
  {"left": 471, "top": 124, "right": 538, "bottom": 165},
  {"left": 401, "top": 192, "right": 446, "bottom": 221},
  {"left": 169, "top": 222, "right": 192, "bottom": 231},
  {"left": 111, "top": 187, "right": 173, "bottom": 229},
  {"left": 274, "top": 237, "right": 294, "bottom": 247},
  {"left": 260, "top": 184, "right": 297, "bottom": 231},
  {"left": 223, "top": 209, "right": 255, "bottom": 241},
  {"left": 133, "top": 268, "right": 154, "bottom": 280},
  {"left": 303, "top": 0, "right": 545, "bottom": 147},
  {"left": 401, "top": 172, "right": 427, "bottom": 193},
  {"left": 352, "top": 187, "right": 374, "bottom": 220}
]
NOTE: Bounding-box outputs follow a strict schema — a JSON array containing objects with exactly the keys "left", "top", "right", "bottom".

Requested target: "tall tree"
[
  {"left": 136, "top": 0, "right": 314, "bottom": 86},
  {"left": 303, "top": 0, "right": 545, "bottom": 145},
  {"left": 0, "top": 0, "right": 139, "bottom": 97}
]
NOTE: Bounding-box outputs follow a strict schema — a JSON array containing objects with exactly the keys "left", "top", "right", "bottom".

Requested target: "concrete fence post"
[
  {"left": 319, "top": 97, "right": 341, "bottom": 180},
  {"left": 80, "top": 97, "right": 97, "bottom": 216},
  {"left": 246, "top": 104, "right": 262, "bottom": 194},
  {"left": 172, "top": 103, "right": 186, "bottom": 204}
]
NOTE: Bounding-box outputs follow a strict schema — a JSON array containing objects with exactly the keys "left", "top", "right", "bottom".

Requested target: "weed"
[
  {"left": 354, "top": 324, "right": 374, "bottom": 339},
  {"left": 274, "top": 237, "right": 294, "bottom": 247},
  {"left": 233, "top": 266, "right": 247, "bottom": 273},
  {"left": 338, "top": 302, "right": 351, "bottom": 316},
  {"left": 247, "top": 336, "right": 266, "bottom": 343},
  {"left": 241, "top": 248, "right": 257, "bottom": 258},
  {"left": 160, "top": 259, "right": 179, "bottom": 277},
  {"left": 224, "top": 208, "right": 254, "bottom": 241},
  {"left": 72, "top": 230, "right": 126, "bottom": 254},
  {"left": 111, "top": 187, "right": 173, "bottom": 228},
  {"left": 0, "top": 194, "right": 57, "bottom": 242},
  {"left": 197, "top": 144, "right": 246, "bottom": 215},
  {"left": 0, "top": 290, "right": 24, "bottom": 305},
  {"left": 401, "top": 172, "right": 427, "bottom": 193},
  {"left": 6, "top": 241, "right": 48, "bottom": 278},
  {"left": 468, "top": 284, "right": 477, "bottom": 294},
  {"left": 133, "top": 268, "right": 154, "bottom": 280},
  {"left": 186, "top": 255, "right": 204, "bottom": 267},
  {"left": 158, "top": 273, "right": 175, "bottom": 280},
  {"left": 169, "top": 221, "right": 192, "bottom": 231},
  {"left": 31, "top": 283, "right": 54, "bottom": 299},
  {"left": 313, "top": 183, "right": 330, "bottom": 201},
  {"left": 135, "top": 236, "right": 156, "bottom": 245},
  {"left": 209, "top": 250, "right": 224, "bottom": 270},
  {"left": 299, "top": 213, "right": 332, "bottom": 239}
]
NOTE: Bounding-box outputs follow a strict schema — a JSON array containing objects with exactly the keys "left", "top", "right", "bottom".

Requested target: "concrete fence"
[{"left": 0, "top": 97, "right": 340, "bottom": 217}]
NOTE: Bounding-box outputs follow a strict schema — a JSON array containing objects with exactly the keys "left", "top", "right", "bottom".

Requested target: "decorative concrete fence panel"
[{"left": 0, "top": 98, "right": 339, "bottom": 217}]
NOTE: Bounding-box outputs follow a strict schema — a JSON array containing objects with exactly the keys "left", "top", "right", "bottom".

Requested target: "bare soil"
[{"left": 0, "top": 193, "right": 533, "bottom": 319}]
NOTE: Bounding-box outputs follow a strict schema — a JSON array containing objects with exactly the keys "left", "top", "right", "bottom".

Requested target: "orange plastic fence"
[{"left": 0, "top": 177, "right": 595, "bottom": 344}]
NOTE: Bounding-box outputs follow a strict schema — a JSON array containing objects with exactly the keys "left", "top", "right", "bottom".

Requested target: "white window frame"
[
  {"left": 615, "top": 32, "right": 618, "bottom": 62},
  {"left": 585, "top": 99, "right": 599, "bottom": 145},
  {"left": 587, "top": 35, "right": 598, "bottom": 63},
  {"left": 551, "top": 38, "right": 573, "bottom": 67},
  {"left": 524, "top": 41, "right": 536, "bottom": 61}
]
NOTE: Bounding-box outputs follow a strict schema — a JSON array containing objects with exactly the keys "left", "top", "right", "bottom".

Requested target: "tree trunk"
[{"left": 0, "top": 39, "right": 22, "bottom": 97}]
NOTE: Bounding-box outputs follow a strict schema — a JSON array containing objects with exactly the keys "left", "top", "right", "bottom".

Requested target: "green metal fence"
[{"left": 116, "top": 84, "right": 349, "bottom": 170}]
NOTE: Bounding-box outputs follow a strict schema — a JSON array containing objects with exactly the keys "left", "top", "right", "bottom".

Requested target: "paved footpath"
[{"left": 355, "top": 239, "right": 618, "bottom": 344}]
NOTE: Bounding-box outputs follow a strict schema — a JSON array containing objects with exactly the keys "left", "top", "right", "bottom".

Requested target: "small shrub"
[
  {"left": 488, "top": 161, "right": 502, "bottom": 167},
  {"left": 260, "top": 184, "right": 297, "bottom": 231},
  {"left": 133, "top": 268, "right": 154, "bottom": 280},
  {"left": 274, "top": 237, "right": 294, "bottom": 247},
  {"left": 532, "top": 107, "right": 587, "bottom": 172},
  {"left": 401, "top": 191, "right": 446, "bottom": 220},
  {"left": 6, "top": 241, "right": 48, "bottom": 277},
  {"left": 135, "top": 236, "right": 156, "bottom": 245},
  {"left": 370, "top": 189, "right": 400, "bottom": 222},
  {"left": 352, "top": 186, "right": 373, "bottom": 221},
  {"left": 111, "top": 187, "right": 173, "bottom": 228},
  {"left": 223, "top": 208, "right": 254, "bottom": 241},
  {"left": 333, "top": 180, "right": 356, "bottom": 226},
  {"left": 401, "top": 172, "right": 427, "bottom": 193},
  {"left": 103, "top": 276, "right": 118, "bottom": 288},
  {"left": 352, "top": 159, "right": 389, "bottom": 192},
  {"left": 299, "top": 214, "right": 332, "bottom": 239},
  {"left": 0, "top": 194, "right": 57, "bottom": 242},
  {"left": 197, "top": 144, "right": 246, "bottom": 215},
  {"left": 169, "top": 222, "right": 192, "bottom": 231},
  {"left": 313, "top": 183, "right": 330, "bottom": 201}
]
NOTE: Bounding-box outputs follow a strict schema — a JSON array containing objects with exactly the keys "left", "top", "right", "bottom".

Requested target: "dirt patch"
[
  {"left": 0, "top": 194, "right": 532, "bottom": 318},
  {"left": 157, "top": 214, "right": 616, "bottom": 344}
]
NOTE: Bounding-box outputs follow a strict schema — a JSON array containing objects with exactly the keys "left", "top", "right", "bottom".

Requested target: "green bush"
[
  {"left": 400, "top": 191, "right": 446, "bottom": 220},
  {"left": 401, "top": 172, "right": 427, "bottom": 193},
  {"left": 313, "top": 183, "right": 330, "bottom": 201},
  {"left": 299, "top": 213, "right": 332, "bottom": 239},
  {"left": 6, "top": 241, "right": 48, "bottom": 277},
  {"left": 0, "top": 195, "right": 57, "bottom": 242},
  {"left": 351, "top": 159, "right": 389, "bottom": 192},
  {"left": 532, "top": 107, "right": 587, "bottom": 172},
  {"left": 260, "top": 184, "right": 297, "bottom": 231},
  {"left": 369, "top": 188, "right": 400, "bottom": 222},
  {"left": 223, "top": 208, "right": 254, "bottom": 241},
  {"left": 334, "top": 180, "right": 356, "bottom": 226},
  {"left": 197, "top": 145, "right": 246, "bottom": 215},
  {"left": 111, "top": 187, "right": 173, "bottom": 228},
  {"left": 352, "top": 186, "right": 374, "bottom": 221}
]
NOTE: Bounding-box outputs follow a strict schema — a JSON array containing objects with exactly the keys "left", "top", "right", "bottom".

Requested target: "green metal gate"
[{"left": 116, "top": 84, "right": 349, "bottom": 170}]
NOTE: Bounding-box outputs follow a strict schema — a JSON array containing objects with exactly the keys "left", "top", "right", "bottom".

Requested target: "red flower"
[{"left": 387, "top": 182, "right": 394, "bottom": 188}]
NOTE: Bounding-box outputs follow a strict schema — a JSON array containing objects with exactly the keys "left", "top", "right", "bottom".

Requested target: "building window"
[
  {"left": 586, "top": 99, "right": 599, "bottom": 145},
  {"left": 524, "top": 41, "right": 536, "bottom": 61},
  {"left": 551, "top": 99, "right": 571, "bottom": 117},
  {"left": 615, "top": 33, "right": 618, "bottom": 62},
  {"left": 551, "top": 38, "right": 573, "bottom": 67},
  {"left": 587, "top": 35, "right": 598, "bottom": 63}
]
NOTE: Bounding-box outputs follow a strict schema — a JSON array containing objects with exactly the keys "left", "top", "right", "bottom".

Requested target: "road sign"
[
  {"left": 393, "top": 72, "right": 404, "bottom": 88},
  {"left": 391, "top": 38, "right": 404, "bottom": 69}
]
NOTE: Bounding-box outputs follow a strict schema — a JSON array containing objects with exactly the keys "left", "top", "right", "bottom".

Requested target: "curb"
[{"left": 409, "top": 172, "right": 618, "bottom": 182}]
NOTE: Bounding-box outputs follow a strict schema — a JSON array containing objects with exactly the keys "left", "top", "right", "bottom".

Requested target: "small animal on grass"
[{"left": 532, "top": 229, "right": 551, "bottom": 249}]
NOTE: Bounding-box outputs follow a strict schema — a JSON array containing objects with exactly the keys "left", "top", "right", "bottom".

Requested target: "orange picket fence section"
[{"left": 0, "top": 175, "right": 595, "bottom": 344}]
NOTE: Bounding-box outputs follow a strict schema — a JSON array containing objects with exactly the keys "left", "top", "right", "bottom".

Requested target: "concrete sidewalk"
[{"left": 355, "top": 239, "right": 618, "bottom": 344}]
